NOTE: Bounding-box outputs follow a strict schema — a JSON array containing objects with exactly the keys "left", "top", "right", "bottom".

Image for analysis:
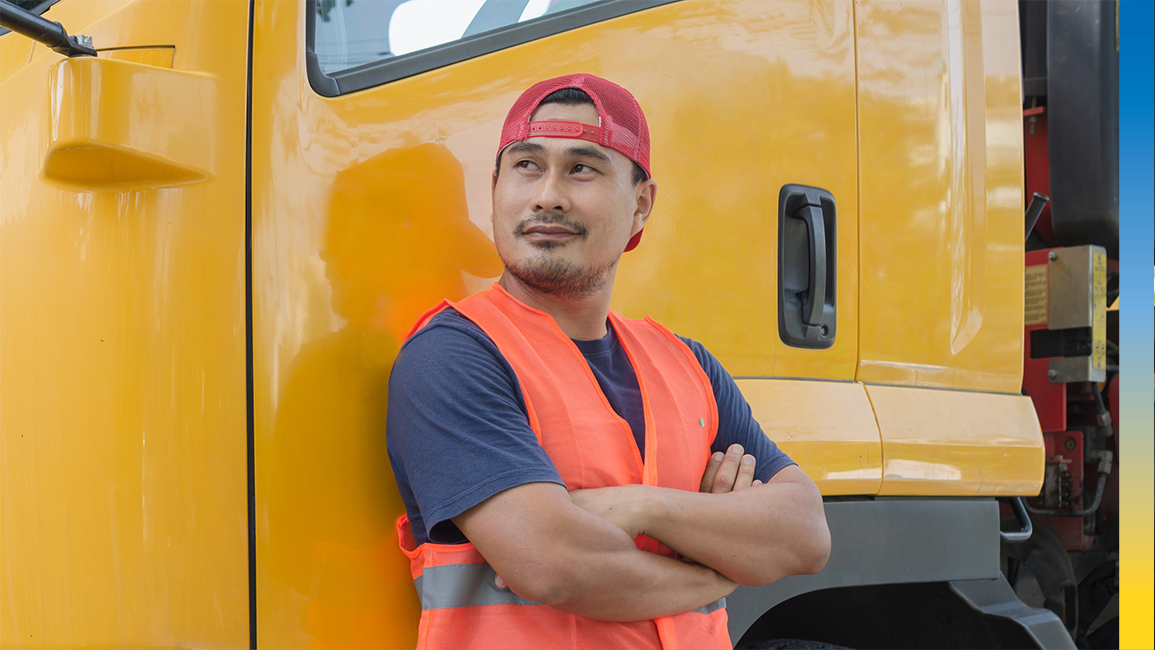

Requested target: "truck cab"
[{"left": 2, "top": 1, "right": 1117, "bottom": 647}]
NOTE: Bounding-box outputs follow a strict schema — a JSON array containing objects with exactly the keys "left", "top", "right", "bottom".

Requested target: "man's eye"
[
  {"left": 515, "top": 160, "right": 536, "bottom": 169},
  {"left": 573, "top": 164, "right": 593, "bottom": 173}
]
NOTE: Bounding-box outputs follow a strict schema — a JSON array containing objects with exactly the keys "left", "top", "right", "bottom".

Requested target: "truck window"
[
  {"left": 2, "top": 0, "right": 56, "bottom": 11},
  {"left": 308, "top": 0, "right": 676, "bottom": 96},
  {"left": 0, "top": 0, "right": 63, "bottom": 35}
]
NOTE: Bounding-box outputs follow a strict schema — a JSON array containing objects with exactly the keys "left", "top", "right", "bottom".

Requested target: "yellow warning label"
[
  {"left": 1024, "top": 265, "right": 1048, "bottom": 326},
  {"left": 1092, "top": 251, "right": 1106, "bottom": 371}
]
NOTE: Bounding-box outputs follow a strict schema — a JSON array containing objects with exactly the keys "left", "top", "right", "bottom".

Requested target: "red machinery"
[{"left": 1009, "top": 2, "right": 1120, "bottom": 647}]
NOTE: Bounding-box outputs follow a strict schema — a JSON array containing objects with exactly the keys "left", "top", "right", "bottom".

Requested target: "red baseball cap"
[{"left": 497, "top": 73, "right": 651, "bottom": 252}]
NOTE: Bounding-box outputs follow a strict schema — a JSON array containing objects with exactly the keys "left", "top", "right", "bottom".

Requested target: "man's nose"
[{"left": 532, "top": 169, "right": 571, "bottom": 213}]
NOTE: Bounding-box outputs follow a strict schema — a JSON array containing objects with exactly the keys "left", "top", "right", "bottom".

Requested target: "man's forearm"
[
  {"left": 641, "top": 468, "right": 830, "bottom": 585},
  {"left": 572, "top": 466, "right": 830, "bottom": 586},
  {"left": 540, "top": 523, "right": 735, "bottom": 621},
  {"left": 452, "top": 481, "right": 735, "bottom": 623}
]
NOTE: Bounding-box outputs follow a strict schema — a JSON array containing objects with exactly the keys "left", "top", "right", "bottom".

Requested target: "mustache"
[{"left": 513, "top": 212, "right": 588, "bottom": 238}]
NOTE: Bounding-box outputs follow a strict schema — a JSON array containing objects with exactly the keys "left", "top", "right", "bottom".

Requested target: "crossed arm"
[
  {"left": 452, "top": 444, "right": 830, "bottom": 621},
  {"left": 569, "top": 448, "right": 830, "bottom": 586}
]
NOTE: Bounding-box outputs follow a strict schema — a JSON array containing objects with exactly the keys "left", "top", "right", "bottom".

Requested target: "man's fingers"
[
  {"left": 710, "top": 444, "right": 745, "bottom": 493},
  {"left": 753, "top": 479, "right": 763, "bottom": 486},
  {"left": 699, "top": 451, "right": 725, "bottom": 492},
  {"left": 495, "top": 574, "right": 506, "bottom": 589},
  {"left": 733, "top": 454, "right": 757, "bottom": 490},
  {"left": 704, "top": 444, "right": 761, "bottom": 493}
]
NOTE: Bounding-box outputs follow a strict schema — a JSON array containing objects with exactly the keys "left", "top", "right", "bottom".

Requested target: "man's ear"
[{"left": 632, "top": 179, "right": 657, "bottom": 233}]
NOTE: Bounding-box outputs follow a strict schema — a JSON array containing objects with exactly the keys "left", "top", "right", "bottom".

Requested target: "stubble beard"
[{"left": 502, "top": 213, "right": 618, "bottom": 301}]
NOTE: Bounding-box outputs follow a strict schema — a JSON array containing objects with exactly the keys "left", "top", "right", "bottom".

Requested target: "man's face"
[{"left": 492, "top": 102, "right": 653, "bottom": 301}]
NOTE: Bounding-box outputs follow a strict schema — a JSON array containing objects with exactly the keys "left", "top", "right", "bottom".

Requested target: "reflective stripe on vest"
[
  {"left": 412, "top": 559, "right": 726, "bottom": 615},
  {"left": 399, "top": 285, "right": 730, "bottom": 649}
]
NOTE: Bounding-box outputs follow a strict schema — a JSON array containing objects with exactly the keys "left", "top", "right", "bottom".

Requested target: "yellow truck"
[{"left": 1, "top": 0, "right": 1118, "bottom": 647}]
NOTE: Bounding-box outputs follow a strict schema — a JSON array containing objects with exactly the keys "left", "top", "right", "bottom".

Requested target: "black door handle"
[
  {"left": 796, "top": 203, "right": 827, "bottom": 326},
  {"left": 778, "top": 184, "right": 836, "bottom": 349}
]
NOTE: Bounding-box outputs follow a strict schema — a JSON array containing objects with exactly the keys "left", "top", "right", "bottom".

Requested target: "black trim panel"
[
  {"left": 305, "top": 0, "right": 680, "bottom": 97},
  {"left": 950, "top": 577, "right": 1077, "bottom": 649},
  {"left": 726, "top": 498, "right": 1001, "bottom": 642}
]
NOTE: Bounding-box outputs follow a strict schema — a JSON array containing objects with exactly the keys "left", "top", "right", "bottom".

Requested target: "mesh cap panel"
[{"left": 498, "top": 74, "right": 650, "bottom": 176}]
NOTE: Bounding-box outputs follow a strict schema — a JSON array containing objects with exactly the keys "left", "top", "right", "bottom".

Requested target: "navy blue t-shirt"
[{"left": 386, "top": 308, "right": 795, "bottom": 545}]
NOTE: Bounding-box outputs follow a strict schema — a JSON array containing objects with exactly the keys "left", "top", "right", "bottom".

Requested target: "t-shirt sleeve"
[
  {"left": 387, "top": 312, "right": 564, "bottom": 544},
  {"left": 678, "top": 336, "right": 797, "bottom": 482}
]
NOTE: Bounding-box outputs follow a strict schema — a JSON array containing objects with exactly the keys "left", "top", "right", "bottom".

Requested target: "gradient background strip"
[{"left": 1117, "top": 1, "right": 1153, "bottom": 648}]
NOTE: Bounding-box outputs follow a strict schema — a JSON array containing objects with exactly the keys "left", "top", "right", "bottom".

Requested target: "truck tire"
[{"left": 737, "top": 640, "right": 854, "bottom": 650}]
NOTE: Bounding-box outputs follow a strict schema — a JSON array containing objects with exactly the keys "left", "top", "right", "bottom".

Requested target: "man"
[{"left": 387, "top": 74, "right": 830, "bottom": 649}]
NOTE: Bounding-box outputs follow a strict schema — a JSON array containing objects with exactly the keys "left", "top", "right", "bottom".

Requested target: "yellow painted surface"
[
  {"left": 611, "top": 0, "right": 860, "bottom": 381},
  {"left": 867, "top": 385, "right": 1043, "bottom": 496},
  {"left": 737, "top": 380, "right": 881, "bottom": 495},
  {"left": 0, "top": 23, "right": 34, "bottom": 74},
  {"left": 252, "top": 0, "right": 857, "bottom": 646},
  {"left": 98, "top": 46, "right": 176, "bottom": 68},
  {"left": 43, "top": 57, "right": 212, "bottom": 187},
  {"left": 0, "top": 0, "right": 249, "bottom": 647},
  {"left": 855, "top": 0, "right": 1025, "bottom": 393}
]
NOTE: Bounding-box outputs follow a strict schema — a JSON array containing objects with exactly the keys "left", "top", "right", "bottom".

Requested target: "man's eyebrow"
[
  {"left": 505, "top": 142, "right": 546, "bottom": 156},
  {"left": 566, "top": 146, "right": 612, "bottom": 164}
]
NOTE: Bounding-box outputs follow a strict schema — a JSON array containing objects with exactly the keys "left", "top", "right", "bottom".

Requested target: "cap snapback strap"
[{"left": 526, "top": 120, "right": 603, "bottom": 144}]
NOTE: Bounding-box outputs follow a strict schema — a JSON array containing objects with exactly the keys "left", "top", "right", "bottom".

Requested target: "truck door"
[
  {"left": 854, "top": 0, "right": 1042, "bottom": 497},
  {"left": 250, "top": 1, "right": 872, "bottom": 647},
  {"left": 1, "top": 0, "right": 250, "bottom": 646}
]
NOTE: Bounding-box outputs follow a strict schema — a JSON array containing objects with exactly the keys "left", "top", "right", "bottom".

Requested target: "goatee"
[{"left": 504, "top": 256, "right": 616, "bottom": 301}]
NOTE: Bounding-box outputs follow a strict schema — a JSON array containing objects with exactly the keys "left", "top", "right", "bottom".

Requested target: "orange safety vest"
[{"left": 396, "top": 284, "right": 730, "bottom": 649}]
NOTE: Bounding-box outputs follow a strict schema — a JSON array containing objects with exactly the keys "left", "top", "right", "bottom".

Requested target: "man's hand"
[
  {"left": 699, "top": 444, "right": 762, "bottom": 493},
  {"left": 568, "top": 444, "right": 760, "bottom": 538},
  {"left": 567, "top": 484, "right": 652, "bottom": 538}
]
